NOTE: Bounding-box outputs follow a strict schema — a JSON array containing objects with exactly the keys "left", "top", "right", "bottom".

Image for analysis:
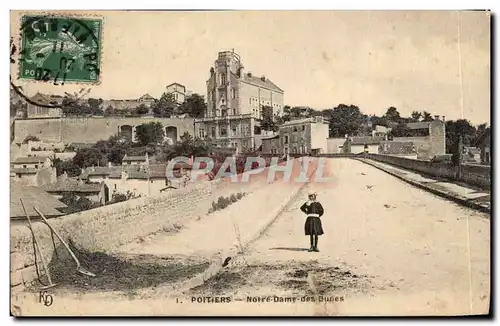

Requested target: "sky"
[{"left": 10, "top": 10, "right": 490, "bottom": 124}]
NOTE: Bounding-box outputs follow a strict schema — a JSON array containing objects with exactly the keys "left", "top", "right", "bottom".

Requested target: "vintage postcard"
[{"left": 9, "top": 10, "right": 491, "bottom": 317}]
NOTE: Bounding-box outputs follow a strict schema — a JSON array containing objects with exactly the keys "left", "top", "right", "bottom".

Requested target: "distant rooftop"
[
  {"left": 350, "top": 136, "right": 385, "bottom": 145},
  {"left": 12, "top": 156, "right": 50, "bottom": 164},
  {"left": 406, "top": 122, "right": 431, "bottom": 130},
  {"left": 10, "top": 182, "right": 67, "bottom": 219},
  {"left": 43, "top": 177, "right": 103, "bottom": 193}
]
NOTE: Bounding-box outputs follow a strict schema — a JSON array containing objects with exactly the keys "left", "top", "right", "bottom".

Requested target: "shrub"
[{"left": 208, "top": 192, "right": 247, "bottom": 214}]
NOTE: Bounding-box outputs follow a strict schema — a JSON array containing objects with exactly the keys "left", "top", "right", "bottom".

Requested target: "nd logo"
[{"left": 38, "top": 291, "right": 53, "bottom": 307}]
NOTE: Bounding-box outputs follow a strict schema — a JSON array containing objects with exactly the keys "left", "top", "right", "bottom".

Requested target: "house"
[
  {"left": 166, "top": 83, "right": 187, "bottom": 105},
  {"left": 379, "top": 141, "right": 416, "bottom": 157},
  {"left": 475, "top": 127, "right": 491, "bottom": 165},
  {"left": 11, "top": 156, "right": 56, "bottom": 186},
  {"left": 279, "top": 116, "right": 329, "bottom": 155},
  {"left": 43, "top": 174, "right": 107, "bottom": 205},
  {"left": 10, "top": 181, "right": 67, "bottom": 222},
  {"left": 79, "top": 161, "right": 193, "bottom": 197},
  {"left": 391, "top": 116, "right": 446, "bottom": 160},
  {"left": 194, "top": 50, "right": 284, "bottom": 152},
  {"left": 261, "top": 133, "right": 280, "bottom": 154},
  {"left": 122, "top": 153, "right": 149, "bottom": 166},
  {"left": 326, "top": 137, "right": 348, "bottom": 154},
  {"left": 372, "top": 125, "right": 392, "bottom": 138},
  {"left": 345, "top": 136, "right": 384, "bottom": 154},
  {"left": 26, "top": 92, "right": 63, "bottom": 119}
]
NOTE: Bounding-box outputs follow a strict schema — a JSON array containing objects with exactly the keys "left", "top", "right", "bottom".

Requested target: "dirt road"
[{"left": 189, "top": 158, "right": 490, "bottom": 316}]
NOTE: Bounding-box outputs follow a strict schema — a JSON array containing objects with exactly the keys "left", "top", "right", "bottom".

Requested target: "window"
[
  {"left": 211, "top": 127, "right": 216, "bottom": 138},
  {"left": 23, "top": 165, "right": 27, "bottom": 168},
  {"left": 284, "top": 135, "right": 289, "bottom": 144},
  {"left": 231, "top": 88, "right": 235, "bottom": 99},
  {"left": 233, "top": 109, "right": 236, "bottom": 115},
  {"left": 221, "top": 74, "right": 226, "bottom": 85},
  {"left": 232, "top": 126, "right": 237, "bottom": 136},
  {"left": 35, "top": 164, "right": 38, "bottom": 169},
  {"left": 302, "top": 126, "right": 305, "bottom": 131},
  {"left": 220, "top": 127, "right": 227, "bottom": 137},
  {"left": 249, "top": 98, "right": 251, "bottom": 105}
]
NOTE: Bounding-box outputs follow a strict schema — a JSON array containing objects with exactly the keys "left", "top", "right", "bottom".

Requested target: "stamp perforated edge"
[{"left": 11, "top": 10, "right": 105, "bottom": 86}]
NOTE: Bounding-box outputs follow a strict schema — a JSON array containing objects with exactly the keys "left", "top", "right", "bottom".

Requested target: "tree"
[
  {"left": 151, "top": 92, "right": 176, "bottom": 117},
  {"left": 422, "top": 111, "right": 433, "bottom": 122},
  {"left": 72, "top": 147, "right": 106, "bottom": 169},
  {"left": 445, "top": 119, "right": 477, "bottom": 154},
  {"left": 324, "top": 104, "right": 365, "bottom": 138},
  {"left": 178, "top": 93, "right": 206, "bottom": 118},
  {"left": 134, "top": 122, "right": 165, "bottom": 146},
  {"left": 410, "top": 111, "right": 422, "bottom": 122},
  {"left": 134, "top": 104, "right": 150, "bottom": 115},
  {"left": 52, "top": 158, "right": 81, "bottom": 177},
  {"left": 384, "top": 106, "right": 401, "bottom": 123},
  {"left": 158, "top": 132, "right": 212, "bottom": 161},
  {"left": 87, "top": 98, "right": 103, "bottom": 114},
  {"left": 260, "top": 106, "right": 279, "bottom": 132},
  {"left": 111, "top": 191, "right": 134, "bottom": 203},
  {"left": 60, "top": 192, "right": 96, "bottom": 213},
  {"left": 106, "top": 134, "right": 131, "bottom": 164},
  {"left": 370, "top": 115, "right": 389, "bottom": 127}
]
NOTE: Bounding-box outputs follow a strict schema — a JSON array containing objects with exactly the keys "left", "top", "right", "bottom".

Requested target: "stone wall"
[
  {"left": 364, "top": 154, "right": 490, "bottom": 190},
  {"left": 13, "top": 117, "right": 195, "bottom": 144}
]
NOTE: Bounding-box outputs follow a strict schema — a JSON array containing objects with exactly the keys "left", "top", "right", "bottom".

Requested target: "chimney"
[
  {"left": 442, "top": 115, "right": 446, "bottom": 121},
  {"left": 108, "top": 161, "right": 112, "bottom": 168},
  {"left": 247, "top": 72, "right": 252, "bottom": 77},
  {"left": 434, "top": 115, "right": 440, "bottom": 120},
  {"left": 261, "top": 75, "right": 266, "bottom": 82}
]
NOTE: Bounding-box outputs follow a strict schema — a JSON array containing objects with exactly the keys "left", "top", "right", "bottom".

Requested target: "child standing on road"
[{"left": 300, "top": 192, "right": 324, "bottom": 252}]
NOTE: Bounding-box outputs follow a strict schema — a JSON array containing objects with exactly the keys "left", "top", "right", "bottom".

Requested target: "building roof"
[
  {"left": 43, "top": 177, "right": 103, "bottom": 193},
  {"left": 12, "top": 168, "right": 39, "bottom": 174},
  {"left": 241, "top": 73, "right": 283, "bottom": 93},
  {"left": 123, "top": 155, "right": 147, "bottom": 162},
  {"left": 350, "top": 136, "right": 384, "bottom": 145},
  {"left": 139, "top": 93, "right": 155, "bottom": 100},
  {"left": 10, "top": 182, "right": 67, "bottom": 219},
  {"left": 80, "top": 166, "right": 121, "bottom": 179},
  {"left": 12, "top": 156, "right": 50, "bottom": 164},
  {"left": 166, "top": 82, "right": 186, "bottom": 90},
  {"left": 30, "top": 92, "right": 63, "bottom": 106},
  {"left": 261, "top": 134, "right": 280, "bottom": 140},
  {"left": 124, "top": 170, "right": 149, "bottom": 179},
  {"left": 406, "top": 122, "right": 431, "bottom": 130}
]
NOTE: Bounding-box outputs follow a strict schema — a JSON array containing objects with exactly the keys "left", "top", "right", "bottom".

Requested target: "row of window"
[
  {"left": 283, "top": 133, "right": 306, "bottom": 144},
  {"left": 198, "top": 125, "right": 251, "bottom": 138},
  {"left": 247, "top": 98, "right": 282, "bottom": 109}
]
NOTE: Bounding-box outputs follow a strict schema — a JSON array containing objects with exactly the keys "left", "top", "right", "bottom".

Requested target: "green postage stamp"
[{"left": 19, "top": 15, "right": 102, "bottom": 84}]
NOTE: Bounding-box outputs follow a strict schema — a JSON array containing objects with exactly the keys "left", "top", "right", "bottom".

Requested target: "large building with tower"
[{"left": 194, "top": 50, "right": 284, "bottom": 152}]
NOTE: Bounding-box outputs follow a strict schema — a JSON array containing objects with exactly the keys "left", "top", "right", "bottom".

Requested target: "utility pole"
[{"left": 456, "top": 134, "right": 463, "bottom": 179}]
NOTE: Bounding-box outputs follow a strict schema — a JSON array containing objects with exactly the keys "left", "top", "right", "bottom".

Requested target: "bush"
[
  {"left": 208, "top": 192, "right": 247, "bottom": 214},
  {"left": 111, "top": 191, "right": 134, "bottom": 203}
]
